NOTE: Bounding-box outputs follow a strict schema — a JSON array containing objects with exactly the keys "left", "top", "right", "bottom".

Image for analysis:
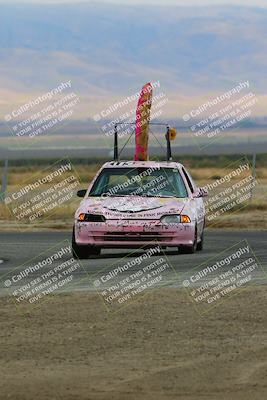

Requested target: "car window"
[
  {"left": 182, "top": 167, "right": 195, "bottom": 193},
  {"left": 89, "top": 167, "right": 188, "bottom": 198}
]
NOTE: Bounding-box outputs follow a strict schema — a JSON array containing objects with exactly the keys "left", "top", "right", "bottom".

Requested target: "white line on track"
[{"left": 0, "top": 243, "right": 52, "bottom": 245}]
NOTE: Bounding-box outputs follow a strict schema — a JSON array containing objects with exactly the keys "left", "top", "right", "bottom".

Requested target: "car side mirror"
[
  {"left": 193, "top": 187, "right": 208, "bottom": 198},
  {"left": 77, "top": 189, "right": 87, "bottom": 198}
]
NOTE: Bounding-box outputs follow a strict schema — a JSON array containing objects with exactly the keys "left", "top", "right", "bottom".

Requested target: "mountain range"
[{"left": 0, "top": 3, "right": 266, "bottom": 119}]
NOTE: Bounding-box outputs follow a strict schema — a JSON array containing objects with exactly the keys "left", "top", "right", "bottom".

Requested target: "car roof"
[{"left": 100, "top": 160, "right": 184, "bottom": 169}]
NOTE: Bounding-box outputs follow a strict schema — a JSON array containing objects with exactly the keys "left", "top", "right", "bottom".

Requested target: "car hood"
[{"left": 77, "top": 196, "right": 189, "bottom": 219}]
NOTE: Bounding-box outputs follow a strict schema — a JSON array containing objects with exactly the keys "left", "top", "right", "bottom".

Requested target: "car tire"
[
  {"left": 179, "top": 227, "right": 197, "bottom": 254},
  {"left": 72, "top": 227, "right": 101, "bottom": 259},
  {"left": 91, "top": 247, "right": 101, "bottom": 256},
  {"left": 196, "top": 230, "right": 204, "bottom": 251}
]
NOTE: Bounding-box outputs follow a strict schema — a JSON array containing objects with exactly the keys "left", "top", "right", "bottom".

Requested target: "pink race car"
[{"left": 72, "top": 160, "right": 208, "bottom": 258}]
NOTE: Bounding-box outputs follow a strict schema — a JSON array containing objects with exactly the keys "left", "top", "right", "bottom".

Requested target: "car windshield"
[{"left": 89, "top": 167, "right": 188, "bottom": 198}]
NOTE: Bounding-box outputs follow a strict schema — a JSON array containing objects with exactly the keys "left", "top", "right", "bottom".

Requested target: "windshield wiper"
[{"left": 154, "top": 195, "right": 177, "bottom": 198}]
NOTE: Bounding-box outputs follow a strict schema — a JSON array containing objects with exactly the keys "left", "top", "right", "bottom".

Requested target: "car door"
[{"left": 182, "top": 167, "right": 205, "bottom": 238}]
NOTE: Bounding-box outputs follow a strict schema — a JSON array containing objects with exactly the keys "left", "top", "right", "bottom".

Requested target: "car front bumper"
[{"left": 75, "top": 220, "right": 195, "bottom": 248}]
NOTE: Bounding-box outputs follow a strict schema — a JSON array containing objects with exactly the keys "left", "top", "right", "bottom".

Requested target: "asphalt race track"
[{"left": 0, "top": 229, "right": 266, "bottom": 297}]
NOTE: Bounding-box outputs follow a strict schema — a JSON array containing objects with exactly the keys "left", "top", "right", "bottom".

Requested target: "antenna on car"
[
  {"left": 114, "top": 124, "right": 119, "bottom": 161},
  {"left": 166, "top": 125, "right": 172, "bottom": 161},
  {"left": 113, "top": 122, "right": 177, "bottom": 162}
]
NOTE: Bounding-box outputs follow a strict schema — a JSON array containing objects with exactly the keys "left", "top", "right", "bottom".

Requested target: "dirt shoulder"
[{"left": 0, "top": 287, "right": 267, "bottom": 400}]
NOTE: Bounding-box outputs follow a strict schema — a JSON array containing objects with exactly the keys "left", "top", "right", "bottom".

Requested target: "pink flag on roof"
[{"left": 134, "top": 83, "right": 153, "bottom": 161}]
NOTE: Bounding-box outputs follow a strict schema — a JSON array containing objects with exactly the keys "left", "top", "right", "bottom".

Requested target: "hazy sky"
[{"left": 0, "top": 0, "right": 266, "bottom": 7}]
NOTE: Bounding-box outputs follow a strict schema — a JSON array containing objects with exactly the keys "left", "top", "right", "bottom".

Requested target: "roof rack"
[{"left": 113, "top": 122, "right": 172, "bottom": 162}]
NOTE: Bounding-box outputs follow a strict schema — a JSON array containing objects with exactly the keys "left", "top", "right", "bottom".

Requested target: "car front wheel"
[
  {"left": 72, "top": 227, "right": 101, "bottom": 259},
  {"left": 196, "top": 230, "right": 204, "bottom": 251},
  {"left": 179, "top": 227, "right": 197, "bottom": 254}
]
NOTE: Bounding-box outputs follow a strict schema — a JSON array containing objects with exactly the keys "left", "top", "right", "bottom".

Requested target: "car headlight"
[
  {"left": 78, "top": 213, "right": 106, "bottom": 222},
  {"left": 160, "top": 214, "right": 191, "bottom": 224}
]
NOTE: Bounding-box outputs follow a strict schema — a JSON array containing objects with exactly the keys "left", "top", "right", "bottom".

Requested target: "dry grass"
[
  {"left": 191, "top": 167, "right": 267, "bottom": 181},
  {"left": 7, "top": 164, "right": 101, "bottom": 185}
]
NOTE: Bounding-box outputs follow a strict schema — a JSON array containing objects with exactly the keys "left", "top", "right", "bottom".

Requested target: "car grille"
[{"left": 92, "top": 232, "right": 175, "bottom": 243}]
